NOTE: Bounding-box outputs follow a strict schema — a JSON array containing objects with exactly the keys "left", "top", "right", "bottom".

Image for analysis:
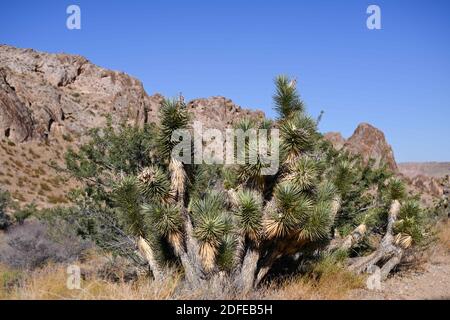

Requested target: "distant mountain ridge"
[{"left": 398, "top": 162, "right": 450, "bottom": 179}]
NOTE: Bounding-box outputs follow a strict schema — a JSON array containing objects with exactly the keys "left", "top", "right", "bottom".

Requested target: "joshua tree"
[
  {"left": 109, "top": 76, "right": 349, "bottom": 291},
  {"left": 66, "top": 76, "right": 428, "bottom": 292}
]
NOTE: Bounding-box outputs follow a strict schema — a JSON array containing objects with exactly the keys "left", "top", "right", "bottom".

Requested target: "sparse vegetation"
[{"left": 0, "top": 219, "right": 92, "bottom": 270}]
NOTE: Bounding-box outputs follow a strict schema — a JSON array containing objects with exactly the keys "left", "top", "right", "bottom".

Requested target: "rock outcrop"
[
  {"left": 323, "top": 124, "right": 449, "bottom": 201},
  {"left": 187, "top": 96, "right": 264, "bottom": 130},
  {"left": 0, "top": 45, "right": 158, "bottom": 142},
  {"left": 0, "top": 69, "right": 34, "bottom": 142},
  {"left": 324, "top": 123, "right": 398, "bottom": 172},
  {"left": 323, "top": 132, "right": 345, "bottom": 151},
  {"left": 407, "top": 175, "right": 444, "bottom": 198},
  {"left": 344, "top": 123, "right": 398, "bottom": 171}
]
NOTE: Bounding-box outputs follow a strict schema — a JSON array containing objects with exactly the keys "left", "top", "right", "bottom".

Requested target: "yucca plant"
[{"left": 66, "top": 75, "right": 429, "bottom": 291}]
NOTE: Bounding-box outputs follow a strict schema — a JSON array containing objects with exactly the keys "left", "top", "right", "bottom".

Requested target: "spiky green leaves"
[
  {"left": 234, "top": 118, "right": 257, "bottom": 132},
  {"left": 138, "top": 166, "right": 171, "bottom": 203},
  {"left": 190, "top": 192, "right": 232, "bottom": 270},
  {"left": 158, "top": 98, "right": 190, "bottom": 158},
  {"left": 394, "top": 200, "right": 424, "bottom": 244},
  {"left": 280, "top": 114, "right": 317, "bottom": 163},
  {"left": 232, "top": 119, "right": 268, "bottom": 188},
  {"left": 386, "top": 178, "right": 406, "bottom": 201},
  {"left": 264, "top": 181, "right": 335, "bottom": 242},
  {"left": 274, "top": 75, "right": 305, "bottom": 119},
  {"left": 333, "top": 160, "right": 355, "bottom": 195},
  {"left": 194, "top": 214, "right": 229, "bottom": 248},
  {"left": 316, "top": 181, "right": 338, "bottom": 203},
  {"left": 216, "top": 234, "right": 238, "bottom": 271},
  {"left": 287, "top": 156, "right": 319, "bottom": 191},
  {"left": 265, "top": 182, "right": 313, "bottom": 239},
  {"left": 190, "top": 192, "right": 227, "bottom": 219},
  {"left": 142, "top": 202, "right": 184, "bottom": 252},
  {"left": 142, "top": 203, "right": 183, "bottom": 238},
  {"left": 113, "top": 176, "right": 146, "bottom": 237},
  {"left": 236, "top": 156, "right": 267, "bottom": 190},
  {"left": 234, "top": 190, "right": 263, "bottom": 242},
  {"left": 299, "top": 201, "right": 334, "bottom": 241}
]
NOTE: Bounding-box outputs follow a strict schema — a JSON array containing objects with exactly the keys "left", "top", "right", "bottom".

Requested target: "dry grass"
[
  {"left": 437, "top": 220, "right": 450, "bottom": 251},
  {"left": 1, "top": 263, "right": 181, "bottom": 300},
  {"left": 0, "top": 259, "right": 364, "bottom": 300},
  {"left": 265, "top": 268, "right": 364, "bottom": 300}
]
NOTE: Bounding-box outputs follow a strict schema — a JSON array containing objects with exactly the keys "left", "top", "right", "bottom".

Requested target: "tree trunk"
[
  {"left": 348, "top": 200, "right": 404, "bottom": 278},
  {"left": 327, "top": 224, "right": 367, "bottom": 252},
  {"left": 238, "top": 248, "right": 260, "bottom": 292},
  {"left": 137, "top": 236, "right": 164, "bottom": 281},
  {"left": 180, "top": 209, "right": 206, "bottom": 287}
]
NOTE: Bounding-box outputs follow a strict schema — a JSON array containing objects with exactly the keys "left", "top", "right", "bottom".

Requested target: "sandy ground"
[{"left": 350, "top": 245, "right": 450, "bottom": 300}]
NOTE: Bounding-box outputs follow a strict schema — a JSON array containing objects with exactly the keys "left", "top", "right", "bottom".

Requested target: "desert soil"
[{"left": 350, "top": 245, "right": 450, "bottom": 300}]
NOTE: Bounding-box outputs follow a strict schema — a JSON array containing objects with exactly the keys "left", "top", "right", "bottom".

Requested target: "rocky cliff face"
[
  {"left": 344, "top": 123, "right": 398, "bottom": 171},
  {"left": 0, "top": 45, "right": 157, "bottom": 142},
  {"left": 398, "top": 163, "right": 449, "bottom": 198},
  {"left": 324, "top": 123, "right": 398, "bottom": 172},
  {"left": 0, "top": 45, "right": 262, "bottom": 144}
]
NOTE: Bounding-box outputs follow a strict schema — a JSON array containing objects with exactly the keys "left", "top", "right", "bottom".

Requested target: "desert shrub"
[
  {"left": 14, "top": 203, "right": 38, "bottom": 224},
  {"left": 62, "top": 133, "right": 73, "bottom": 142},
  {"left": 39, "top": 182, "right": 52, "bottom": 192},
  {"left": 96, "top": 255, "right": 144, "bottom": 283},
  {"left": 0, "top": 219, "right": 92, "bottom": 270},
  {"left": 0, "top": 188, "right": 12, "bottom": 230}
]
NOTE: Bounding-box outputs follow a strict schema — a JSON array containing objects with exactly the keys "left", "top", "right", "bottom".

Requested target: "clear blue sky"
[{"left": 1, "top": 0, "right": 449, "bottom": 162}]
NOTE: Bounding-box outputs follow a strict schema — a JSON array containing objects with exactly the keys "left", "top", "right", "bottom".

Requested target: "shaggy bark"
[
  {"left": 168, "top": 158, "right": 206, "bottom": 287},
  {"left": 181, "top": 215, "right": 206, "bottom": 287},
  {"left": 238, "top": 248, "right": 260, "bottom": 292},
  {"left": 348, "top": 200, "right": 404, "bottom": 279},
  {"left": 327, "top": 224, "right": 367, "bottom": 252},
  {"left": 137, "top": 236, "right": 163, "bottom": 281}
]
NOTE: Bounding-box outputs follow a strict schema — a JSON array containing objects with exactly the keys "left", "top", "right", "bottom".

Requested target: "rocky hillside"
[
  {"left": 0, "top": 45, "right": 263, "bottom": 207},
  {"left": 398, "top": 162, "right": 450, "bottom": 179},
  {"left": 0, "top": 45, "right": 263, "bottom": 143},
  {"left": 398, "top": 163, "right": 449, "bottom": 199}
]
